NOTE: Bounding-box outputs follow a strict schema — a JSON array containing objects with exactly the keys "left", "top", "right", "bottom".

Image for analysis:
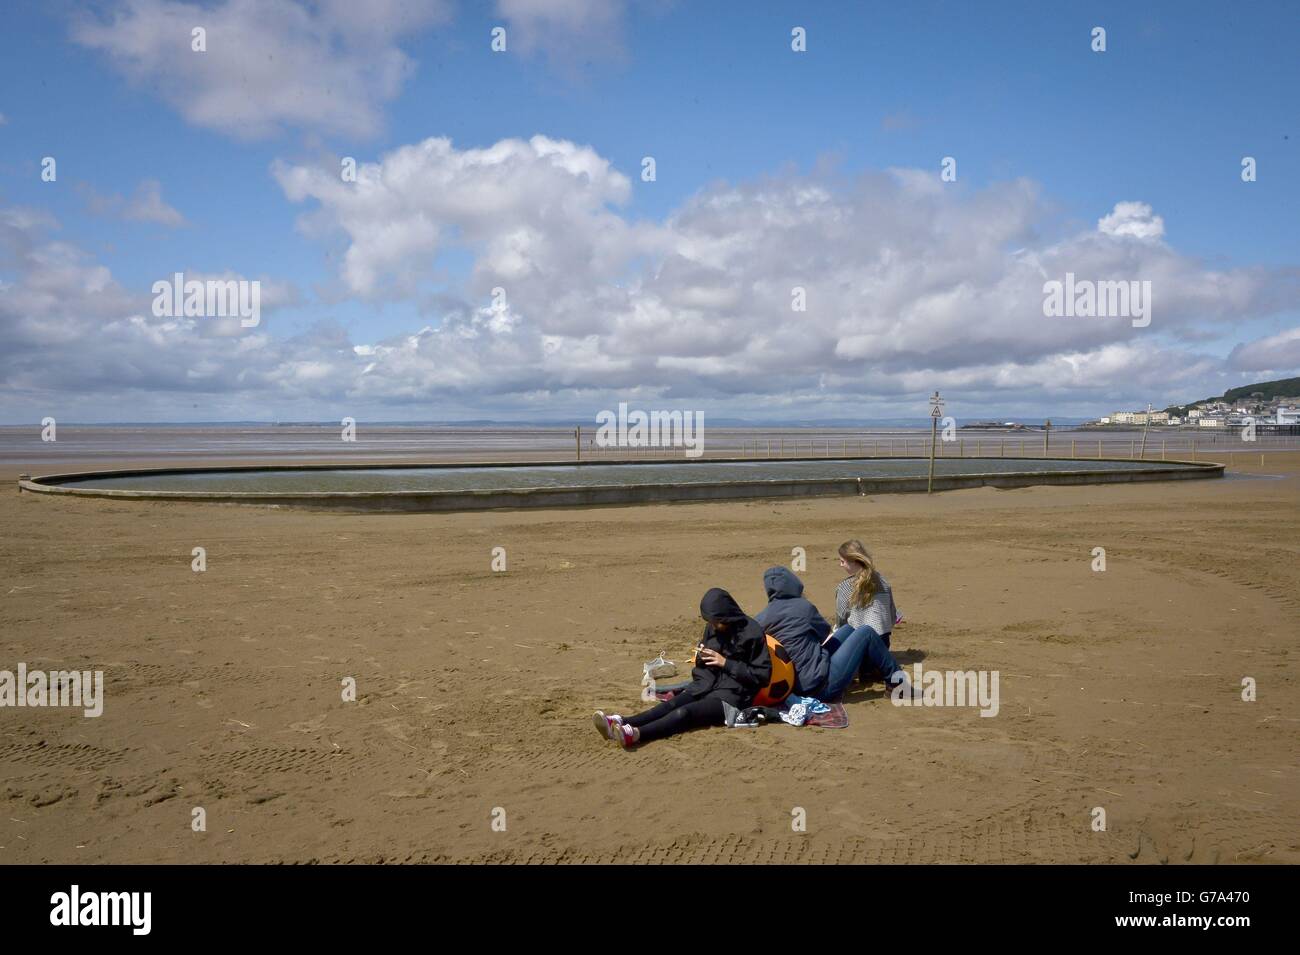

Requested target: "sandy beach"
[{"left": 1, "top": 453, "right": 1296, "bottom": 864}]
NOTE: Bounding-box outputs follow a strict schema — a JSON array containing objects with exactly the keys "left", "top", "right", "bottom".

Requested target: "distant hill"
[
  {"left": 1165, "top": 376, "right": 1300, "bottom": 415},
  {"left": 1222, "top": 377, "right": 1300, "bottom": 403}
]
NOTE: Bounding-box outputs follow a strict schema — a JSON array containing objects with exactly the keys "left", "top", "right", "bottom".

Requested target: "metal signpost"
[{"left": 928, "top": 391, "right": 944, "bottom": 493}]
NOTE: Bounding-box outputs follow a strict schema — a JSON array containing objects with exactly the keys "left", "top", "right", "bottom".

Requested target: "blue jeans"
[{"left": 822, "top": 624, "right": 899, "bottom": 700}]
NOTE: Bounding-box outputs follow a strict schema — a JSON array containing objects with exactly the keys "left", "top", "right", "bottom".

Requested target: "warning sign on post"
[{"left": 928, "top": 391, "right": 943, "bottom": 493}]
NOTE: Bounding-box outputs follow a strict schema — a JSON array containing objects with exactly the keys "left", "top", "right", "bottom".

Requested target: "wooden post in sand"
[
  {"left": 1043, "top": 420, "right": 1051, "bottom": 456},
  {"left": 575, "top": 426, "right": 581, "bottom": 461},
  {"left": 1138, "top": 403, "right": 1153, "bottom": 460}
]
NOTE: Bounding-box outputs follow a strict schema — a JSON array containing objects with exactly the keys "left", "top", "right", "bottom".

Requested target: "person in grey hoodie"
[{"left": 754, "top": 566, "right": 832, "bottom": 697}]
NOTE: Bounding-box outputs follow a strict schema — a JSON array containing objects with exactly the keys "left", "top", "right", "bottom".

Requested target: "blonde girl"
[{"left": 819, "top": 539, "right": 910, "bottom": 700}]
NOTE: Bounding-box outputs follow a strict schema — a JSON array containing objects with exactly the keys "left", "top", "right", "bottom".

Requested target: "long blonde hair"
[{"left": 838, "top": 539, "right": 879, "bottom": 609}]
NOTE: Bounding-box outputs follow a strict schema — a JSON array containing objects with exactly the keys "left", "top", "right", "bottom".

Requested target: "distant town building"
[
  {"left": 1111, "top": 410, "right": 1169, "bottom": 425},
  {"left": 1101, "top": 391, "right": 1300, "bottom": 430}
]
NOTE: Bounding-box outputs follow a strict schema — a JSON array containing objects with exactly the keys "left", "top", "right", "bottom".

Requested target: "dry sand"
[{"left": 1, "top": 454, "right": 1296, "bottom": 864}]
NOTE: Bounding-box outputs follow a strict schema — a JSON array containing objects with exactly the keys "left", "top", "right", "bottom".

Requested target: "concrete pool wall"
[{"left": 17, "top": 456, "right": 1225, "bottom": 513}]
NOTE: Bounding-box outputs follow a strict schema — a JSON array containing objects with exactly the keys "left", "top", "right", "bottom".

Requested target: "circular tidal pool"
[
  {"left": 20, "top": 457, "right": 1222, "bottom": 512},
  {"left": 38, "top": 457, "right": 1204, "bottom": 492}
]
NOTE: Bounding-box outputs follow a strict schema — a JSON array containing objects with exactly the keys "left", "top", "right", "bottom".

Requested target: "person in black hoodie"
[
  {"left": 754, "top": 566, "right": 831, "bottom": 697},
  {"left": 593, "top": 588, "right": 772, "bottom": 749}
]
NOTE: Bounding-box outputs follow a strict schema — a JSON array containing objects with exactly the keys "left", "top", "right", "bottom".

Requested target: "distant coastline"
[{"left": 0, "top": 416, "right": 1097, "bottom": 429}]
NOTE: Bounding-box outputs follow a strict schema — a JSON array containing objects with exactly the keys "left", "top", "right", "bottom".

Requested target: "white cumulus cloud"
[
  {"left": 1228, "top": 326, "right": 1300, "bottom": 372},
  {"left": 80, "top": 179, "right": 186, "bottom": 227},
  {"left": 72, "top": 0, "right": 451, "bottom": 140},
  {"left": 3, "top": 137, "right": 1297, "bottom": 419},
  {"left": 1098, "top": 201, "right": 1165, "bottom": 240}
]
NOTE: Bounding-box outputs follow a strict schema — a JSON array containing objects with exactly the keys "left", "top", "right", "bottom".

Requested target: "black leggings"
[{"left": 624, "top": 690, "right": 746, "bottom": 743}]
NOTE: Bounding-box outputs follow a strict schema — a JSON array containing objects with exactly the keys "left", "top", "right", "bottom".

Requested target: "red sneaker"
[
  {"left": 615, "top": 722, "right": 639, "bottom": 749},
  {"left": 591, "top": 710, "right": 622, "bottom": 741}
]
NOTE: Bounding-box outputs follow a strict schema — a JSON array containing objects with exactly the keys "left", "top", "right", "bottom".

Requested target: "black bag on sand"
[{"left": 722, "top": 701, "right": 784, "bottom": 727}]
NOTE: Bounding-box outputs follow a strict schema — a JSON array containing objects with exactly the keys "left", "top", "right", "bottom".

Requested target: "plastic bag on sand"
[
  {"left": 643, "top": 652, "right": 677, "bottom": 681},
  {"left": 779, "top": 703, "right": 809, "bottom": 726}
]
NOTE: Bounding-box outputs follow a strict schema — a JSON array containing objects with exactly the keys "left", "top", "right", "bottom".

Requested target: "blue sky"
[{"left": 0, "top": 0, "right": 1296, "bottom": 423}]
